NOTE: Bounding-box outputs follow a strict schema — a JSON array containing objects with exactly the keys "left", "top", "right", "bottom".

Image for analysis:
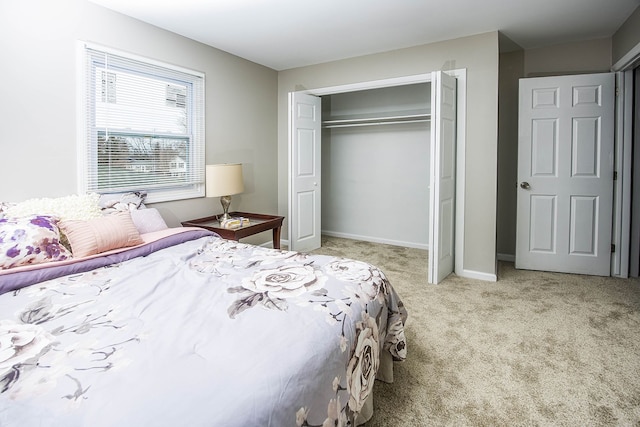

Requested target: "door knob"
[{"left": 520, "top": 182, "right": 530, "bottom": 190}]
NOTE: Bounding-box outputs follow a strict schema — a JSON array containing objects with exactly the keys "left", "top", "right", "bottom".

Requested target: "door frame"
[
  {"left": 611, "top": 70, "right": 633, "bottom": 277},
  {"left": 611, "top": 39, "right": 640, "bottom": 278},
  {"left": 287, "top": 69, "right": 468, "bottom": 279}
]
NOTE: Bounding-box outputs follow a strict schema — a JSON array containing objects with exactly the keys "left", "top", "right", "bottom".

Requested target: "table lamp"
[{"left": 206, "top": 163, "right": 244, "bottom": 222}]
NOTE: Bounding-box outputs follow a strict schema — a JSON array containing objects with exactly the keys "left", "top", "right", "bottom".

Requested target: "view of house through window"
[{"left": 79, "top": 43, "right": 205, "bottom": 203}]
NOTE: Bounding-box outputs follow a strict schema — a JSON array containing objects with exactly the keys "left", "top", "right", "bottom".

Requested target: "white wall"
[
  {"left": 278, "top": 32, "right": 500, "bottom": 279},
  {"left": 0, "top": 0, "right": 278, "bottom": 244}
]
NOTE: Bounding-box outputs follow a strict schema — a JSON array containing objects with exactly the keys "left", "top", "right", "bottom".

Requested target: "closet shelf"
[{"left": 322, "top": 111, "right": 431, "bottom": 128}]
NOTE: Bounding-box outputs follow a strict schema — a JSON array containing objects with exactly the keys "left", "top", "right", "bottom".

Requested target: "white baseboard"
[
  {"left": 321, "top": 230, "right": 429, "bottom": 250},
  {"left": 457, "top": 269, "right": 498, "bottom": 282}
]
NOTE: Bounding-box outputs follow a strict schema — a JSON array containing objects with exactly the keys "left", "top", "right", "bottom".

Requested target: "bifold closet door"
[
  {"left": 428, "top": 71, "right": 457, "bottom": 284},
  {"left": 288, "top": 91, "right": 322, "bottom": 252}
]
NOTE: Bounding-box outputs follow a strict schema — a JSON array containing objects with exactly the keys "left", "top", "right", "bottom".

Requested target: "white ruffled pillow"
[{"left": 5, "top": 193, "right": 102, "bottom": 222}]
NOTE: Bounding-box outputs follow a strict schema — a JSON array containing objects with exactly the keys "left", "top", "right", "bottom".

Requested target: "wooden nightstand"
[{"left": 181, "top": 211, "right": 285, "bottom": 249}]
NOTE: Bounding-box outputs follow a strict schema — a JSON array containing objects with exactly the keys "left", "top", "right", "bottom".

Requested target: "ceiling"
[{"left": 90, "top": 0, "right": 639, "bottom": 71}]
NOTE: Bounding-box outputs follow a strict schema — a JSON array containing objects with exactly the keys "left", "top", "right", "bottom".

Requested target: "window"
[{"left": 78, "top": 42, "right": 205, "bottom": 203}]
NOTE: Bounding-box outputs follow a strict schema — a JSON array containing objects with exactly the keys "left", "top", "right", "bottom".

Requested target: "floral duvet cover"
[{"left": 0, "top": 231, "right": 407, "bottom": 427}]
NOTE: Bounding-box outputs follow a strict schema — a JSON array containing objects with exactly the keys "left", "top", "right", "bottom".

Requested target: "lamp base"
[{"left": 219, "top": 195, "right": 232, "bottom": 222}]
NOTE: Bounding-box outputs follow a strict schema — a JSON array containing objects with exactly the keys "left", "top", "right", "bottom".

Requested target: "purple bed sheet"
[{"left": 0, "top": 228, "right": 215, "bottom": 295}]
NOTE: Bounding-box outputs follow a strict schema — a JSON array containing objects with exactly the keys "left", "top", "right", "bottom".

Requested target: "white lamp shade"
[{"left": 206, "top": 164, "right": 244, "bottom": 197}]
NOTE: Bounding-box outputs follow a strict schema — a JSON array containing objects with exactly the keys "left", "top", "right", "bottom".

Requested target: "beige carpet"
[{"left": 310, "top": 235, "right": 640, "bottom": 426}]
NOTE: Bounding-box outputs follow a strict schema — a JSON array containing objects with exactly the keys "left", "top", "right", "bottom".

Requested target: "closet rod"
[{"left": 323, "top": 118, "right": 430, "bottom": 129}]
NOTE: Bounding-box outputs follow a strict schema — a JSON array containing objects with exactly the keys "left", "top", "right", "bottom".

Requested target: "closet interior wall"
[{"left": 320, "top": 83, "right": 432, "bottom": 249}]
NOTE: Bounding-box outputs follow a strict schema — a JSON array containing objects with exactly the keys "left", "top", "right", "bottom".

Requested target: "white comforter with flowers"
[{"left": 0, "top": 234, "right": 407, "bottom": 427}]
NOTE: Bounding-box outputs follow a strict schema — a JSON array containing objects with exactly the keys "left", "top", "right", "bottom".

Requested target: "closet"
[
  {"left": 320, "top": 83, "right": 432, "bottom": 249},
  {"left": 289, "top": 70, "right": 458, "bottom": 284}
]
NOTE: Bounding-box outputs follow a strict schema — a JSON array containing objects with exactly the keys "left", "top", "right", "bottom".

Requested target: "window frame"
[{"left": 77, "top": 41, "right": 206, "bottom": 203}]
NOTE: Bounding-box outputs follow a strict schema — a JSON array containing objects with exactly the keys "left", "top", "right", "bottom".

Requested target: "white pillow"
[
  {"left": 129, "top": 208, "right": 168, "bottom": 234},
  {"left": 5, "top": 193, "right": 101, "bottom": 221},
  {"left": 99, "top": 191, "right": 147, "bottom": 213}
]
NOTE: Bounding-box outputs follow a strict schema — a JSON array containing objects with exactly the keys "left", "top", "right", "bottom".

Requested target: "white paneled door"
[
  {"left": 288, "top": 92, "right": 322, "bottom": 252},
  {"left": 428, "top": 71, "right": 457, "bottom": 284},
  {"left": 516, "top": 73, "right": 615, "bottom": 275}
]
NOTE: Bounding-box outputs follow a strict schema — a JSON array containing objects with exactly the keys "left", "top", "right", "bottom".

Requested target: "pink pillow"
[{"left": 59, "top": 211, "right": 143, "bottom": 258}]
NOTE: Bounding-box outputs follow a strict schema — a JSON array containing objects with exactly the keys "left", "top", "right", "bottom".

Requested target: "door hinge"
[
  {"left": 614, "top": 171, "right": 617, "bottom": 181},
  {"left": 611, "top": 243, "right": 616, "bottom": 253},
  {"left": 616, "top": 86, "right": 619, "bottom": 96}
]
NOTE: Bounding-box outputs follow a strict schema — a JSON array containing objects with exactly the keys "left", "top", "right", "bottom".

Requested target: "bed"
[{"left": 0, "top": 194, "right": 407, "bottom": 426}]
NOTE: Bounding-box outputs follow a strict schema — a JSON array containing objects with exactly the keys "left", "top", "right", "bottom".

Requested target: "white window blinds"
[{"left": 78, "top": 42, "right": 205, "bottom": 203}]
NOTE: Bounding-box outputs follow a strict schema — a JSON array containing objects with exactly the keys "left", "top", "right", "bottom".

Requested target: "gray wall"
[
  {"left": 523, "top": 38, "right": 612, "bottom": 77},
  {"left": 497, "top": 49, "right": 524, "bottom": 259},
  {"left": 496, "top": 38, "right": 612, "bottom": 259},
  {"left": 496, "top": 11, "right": 640, "bottom": 259},
  {"left": 613, "top": 5, "right": 640, "bottom": 65},
  {"left": 4, "top": 1, "right": 637, "bottom": 276},
  {"left": 0, "top": 0, "right": 278, "bottom": 244},
  {"left": 279, "top": 32, "right": 500, "bottom": 279},
  {"left": 321, "top": 84, "right": 431, "bottom": 248}
]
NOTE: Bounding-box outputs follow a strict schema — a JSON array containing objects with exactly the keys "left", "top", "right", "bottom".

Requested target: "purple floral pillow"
[
  {"left": 0, "top": 215, "right": 72, "bottom": 270},
  {"left": 0, "top": 201, "right": 15, "bottom": 219}
]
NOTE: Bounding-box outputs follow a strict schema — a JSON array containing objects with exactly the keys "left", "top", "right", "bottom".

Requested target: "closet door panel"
[
  {"left": 429, "top": 71, "right": 457, "bottom": 284},
  {"left": 288, "top": 92, "right": 322, "bottom": 252}
]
